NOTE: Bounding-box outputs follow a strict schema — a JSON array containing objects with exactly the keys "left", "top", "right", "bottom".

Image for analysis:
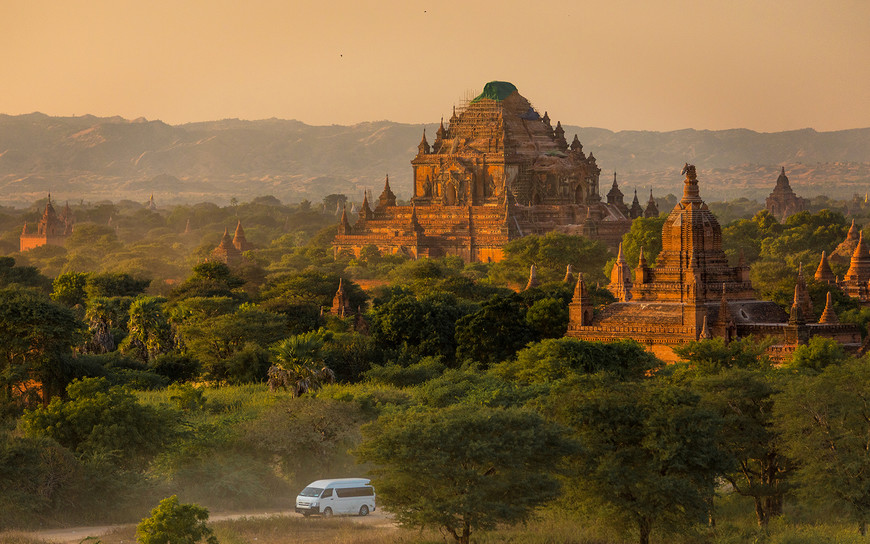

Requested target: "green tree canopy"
[
  {"left": 493, "top": 337, "right": 661, "bottom": 384},
  {"left": 136, "top": 495, "right": 217, "bottom": 544},
  {"left": 19, "top": 377, "right": 176, "bottom": 466},
  {"left": 550, "top": 377, "right": 726, "bottom": 544},
  {"left": 0, "top": 286, "right": 83, "bottom": 408},
  {"left": 490, "top": 232, "right": 610, "bottom": 286},
  {"left": 774, "top": 359, "right": 870, "bottom": 535},
  {"left": 454, "top": 293, "right": 533, "bottom": 366},
  {"left": 356, "top": 404, "right": 576, "bottom": 544}
]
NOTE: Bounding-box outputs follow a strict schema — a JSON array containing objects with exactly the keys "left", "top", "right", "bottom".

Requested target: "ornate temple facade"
[
  {"left": 765, "top": 167, "right": 807, "bottom": 221},
  {"left": 567, "top": 165, "right": 862, "bottom": 361},
  {"left": 332, "top": 81, "right": 632, "bottom": 262},
  {"left": 20, "top": 195, "right": 75, "bottom": 252}
]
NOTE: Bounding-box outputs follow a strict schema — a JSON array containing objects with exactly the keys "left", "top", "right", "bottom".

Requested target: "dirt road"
[{"left": 24, "top": 509, "right": 393, "bottom": 544}]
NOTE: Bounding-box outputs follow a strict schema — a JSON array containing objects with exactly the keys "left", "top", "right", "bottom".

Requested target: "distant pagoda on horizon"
[{"left": 765, "top": 167, "right": 807, "bottom": 221}]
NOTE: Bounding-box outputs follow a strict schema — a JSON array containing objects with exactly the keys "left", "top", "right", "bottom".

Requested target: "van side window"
[
  {"left": 321, "top": 488, "right": 333, "bottom": 498},
  {"left": 335, "top": 486, "right": 375, "bottom": 498}
]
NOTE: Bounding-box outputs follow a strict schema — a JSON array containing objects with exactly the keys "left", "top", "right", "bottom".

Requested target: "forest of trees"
[{"left": 3, "top": 193, "right": 870, "bottom": 544}]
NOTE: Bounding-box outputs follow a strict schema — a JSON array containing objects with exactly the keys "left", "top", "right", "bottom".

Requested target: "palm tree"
[{"left": 268, "top": 331, "right": 335, "bottom": 397}]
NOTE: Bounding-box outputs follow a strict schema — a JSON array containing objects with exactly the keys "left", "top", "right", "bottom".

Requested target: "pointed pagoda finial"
[
  {"left": 573, "top": 272, "right": 588, "bottom": 301},
  {"left": 638, "top": 247, "right": 646, "bottom": 267},
  {"left": 700, "top": 315, "right": 712, "bottom": 340},
  {"left": 815, "top": 251, "right": 836, "bottom": 283},
  {"left": 819, "top": 292, "right": 839, "bottom": 324},
  {"left": 525, "top": 264, "right": 540, "bottom": 291},
  {"left": 338, "top": 206, "right": 352, "bottom": 234},
  {"left": 616, "top": 242, "right": 626, "bottom": 263},
  {"left": 564, "top": 264, "right": 575, "bottom": 284}
]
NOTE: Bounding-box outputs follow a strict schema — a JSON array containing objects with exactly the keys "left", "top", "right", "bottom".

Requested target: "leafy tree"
[
  {"left": 0, "top": 286, "right": 83, "bottom": 408},
  {"left": 370, "top": 292, "right": 463, "bottom": 362},
  {"left": 356, "top": 404, "right": 576, "bottom": 544},
  {"left": 673, "top": 337, "right": 771, "bottom": 374},
  {"left": 259, "top": 271, "right": 366, "bottom": 309},
  {"left": 19, "top": 377, "right": 176, "bottom": 466},
  {"left": 455, "top": 293, "right": 533, "bottom": 366},
  {"left": 775, "top": 359, "right": 870, "bottom": 535},
  {"left": 120, "top": 296, "right": 174, "bottom": 363},
  {"left": 490, "top": 232, "right": 610, "bottom": 286},
  {"left": 550, "top": 377, "right": 726, "bottom": 544},
  {"left": 268, "top": 330, "right": 335, "bottom": 396},
  {"left": 524, "top": 297, "right": 569, "bottom": 339},
  {"left": 786, "top": 336, "right": 849, "bottom": 373},
  {"left": 493, "top": 337, "right": 661, "bottom": 384},
  {"left": 0, "top": 256, "right": 51, "bottom": 291},
  {"left": 85, "top": 272, "right": 150, "bottom": 298},
  {"left": 691, "top": 368, "right": 792, "bottom": 526},
  {"left": 51, "top": 271, "right": 89, "bottom": 307},
  {"left": 83, "top": 296, "right": 134, "bottom": 354},
  {"left": 619, "top": 215, "right": 667, "bottom": 267},
  {"left": 175, "top": 303, "right": 287, "bottom": 383},
  {"left": 136, "top": 495, "right": 217, "bottom": 544},
  {"left": 170, "top": 262, "right": 246, "bottom": 302}
]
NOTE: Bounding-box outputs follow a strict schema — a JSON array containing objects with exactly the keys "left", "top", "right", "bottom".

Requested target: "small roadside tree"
[
  {"left": 355, "top": 404, "right": 576, "bottom": 544},
  {"left": 268, "top": 330, "right": 335, "bottom": 396},
  {"left": 136, "top": 495, "right": 217, "bottom": 544}
]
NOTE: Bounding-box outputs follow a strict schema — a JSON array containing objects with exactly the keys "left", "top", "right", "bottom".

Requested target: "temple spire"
[
  {"left": 815, "top": 251, "right": 836, "bottom": 284},
  {"left": 378, "top": 174, "right": 397, "bottom": 208},
  {"left": 338, "top": 206, "right": 352, "bottom": 235},
  {"left": 564, "top": 264, "right": 575, "bottom": 285},
  {"left": 680, "top": 163, "right": 702, "bottom": 203},
  {"left": 524, "top": 264, "right": 540, "bottom": 291},
  {"left": 818, "top": 292, "right": 839, "bottom": 324},
  {"left": 699, "top": 315, "right": 712, "bottom": 340}
]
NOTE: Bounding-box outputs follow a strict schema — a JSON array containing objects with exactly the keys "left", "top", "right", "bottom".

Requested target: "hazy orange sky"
[{"left": 2, "top": 0, "right": 869, "bottom": 132}]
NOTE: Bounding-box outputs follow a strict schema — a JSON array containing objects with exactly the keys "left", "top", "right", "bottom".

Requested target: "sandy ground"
[{"left": 25, "top": 509, "right": 393, "bottom": 544}]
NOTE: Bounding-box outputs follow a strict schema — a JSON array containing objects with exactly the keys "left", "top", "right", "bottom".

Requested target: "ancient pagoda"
[
  {"left": 567, "top": 164, "right": 861, "bottom": 361},
  {"left": 765, "top": 167, "right": 807, "bottom": 221},
  {"left": 20, "top": 195, "right": 75, "bottom": 251},
  {"left": 332, "top": 81, "right": 632, "bottom": 262}
]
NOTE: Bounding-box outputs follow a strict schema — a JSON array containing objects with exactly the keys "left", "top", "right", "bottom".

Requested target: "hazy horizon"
[{"left": 3, "top": 0, "right": 869, "bottom": 133}]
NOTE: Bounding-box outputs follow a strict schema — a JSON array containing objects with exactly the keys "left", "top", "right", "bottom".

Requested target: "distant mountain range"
[{"left": 1, "top": 112, "right": 868, "bottom": 207}]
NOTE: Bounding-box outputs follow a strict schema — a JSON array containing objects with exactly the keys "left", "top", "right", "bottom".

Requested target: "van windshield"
[{"left": 299, "top": 487, "right": 324, "bottom": 497}]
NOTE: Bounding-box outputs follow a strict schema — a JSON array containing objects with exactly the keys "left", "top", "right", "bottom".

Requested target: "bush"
[{"left": 136, "top": 495, "right": 217, "bottom": 544}]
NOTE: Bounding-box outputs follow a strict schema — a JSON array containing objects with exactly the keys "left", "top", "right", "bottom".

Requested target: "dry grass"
[{"left": 0, "top": 533, "right": 53, "bottom": 544}]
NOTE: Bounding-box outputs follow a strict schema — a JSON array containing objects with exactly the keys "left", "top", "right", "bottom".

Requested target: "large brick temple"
[
  {"left": 332, "top": 81, "right": 632, "bottom": 262},
  {"left": 567, "top": 164, "right": 862, "bottom": 361}
]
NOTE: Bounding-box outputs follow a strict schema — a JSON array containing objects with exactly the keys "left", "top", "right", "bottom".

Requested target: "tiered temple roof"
[
  {"left": 333, "top": 81, "right": 631, "bottom": 262},
  {"left": 567, "top": 164, "right": 862, "bottom": 361}
]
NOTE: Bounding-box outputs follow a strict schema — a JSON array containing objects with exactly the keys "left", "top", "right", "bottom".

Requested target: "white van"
[{"left": 295, "top": 478, "right": 376, "bottom": 517}]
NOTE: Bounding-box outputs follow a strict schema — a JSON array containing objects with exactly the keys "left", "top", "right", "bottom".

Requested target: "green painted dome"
[{"left": 472, "top": 81, "right": 518, "bottom": 103}]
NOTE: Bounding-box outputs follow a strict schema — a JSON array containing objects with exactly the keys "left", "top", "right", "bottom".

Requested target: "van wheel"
[
  {"left": 323, "top": 507, "right": 333, "bottom": 518},
  {"left": 359, "top": 505, "right": 369, "bottom": 516}
]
